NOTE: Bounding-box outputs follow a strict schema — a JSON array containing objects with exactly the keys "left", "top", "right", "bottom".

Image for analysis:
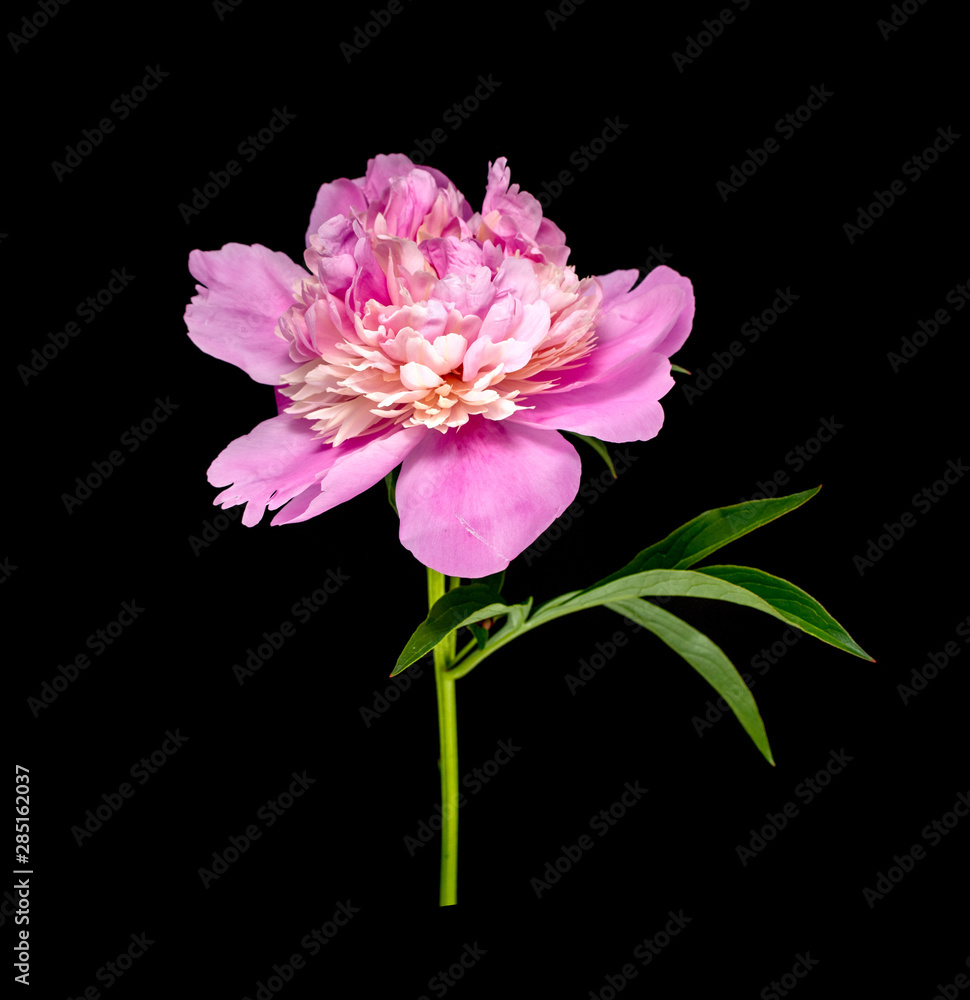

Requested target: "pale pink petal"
[
  {"left": 432, "top": 333, "right": 467, "bottom": 370},
  {"left": 511, "top": 351, "right": 674, "bottom": 442},
  {"left": 270, "top": 426, "right": 426, "bottom": 524},
  {"left": 396, "top": 419, "right": 582, "bottom": 577},
  {"left": 492, "top": 255, "right": 541, "bottom": 303},
  {"left": 400, "top": 361, "right": 444, "bottom": 390},
  {"left": 185, "top": 244, "right": 310, "bottom": 384}
]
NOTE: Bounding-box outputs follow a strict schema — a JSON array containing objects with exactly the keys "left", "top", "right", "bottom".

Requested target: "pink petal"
[
  {"left": 594, "top": 268, "right": 640, "bottom": 309},
  {"left": 512, "top": 350, "right": 675, "bottom": 443},
  {"left": 482, "top": 157, "right": 542, "bottom": 240},
  {"left": 553, "top": 280, "right": 688, "bottom": 392},
  {"left": 185, "top": 244, "right": 311, "bottom": 385},
  {"left": 632, "top": 265, "right": 696, "bottom": 358},
  {"left": 208, "top": 413, "right": 336, "bottom": 527},
  {"left": 380, "top": 170, "right": 439, "bottom": 241},
  {"left": 305, "top": 177, "right": 368, "bottom": 248},
  {"left": 361, "top": 154, "right": 421, "bottom": 200},
  {"left": 270, "top": 426, "right": 426, "bottom": 524},
  {"left": 396, "top": 419, "right": 582, "bottom": 576}
]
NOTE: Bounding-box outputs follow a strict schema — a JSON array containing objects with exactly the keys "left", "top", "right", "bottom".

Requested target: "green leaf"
[
  {"left": 529, "top": 568, "right": 855, "bottom": 656},
  {"left": 608, "top": 598, "right": 774, "bottom": 765},
  {"left": 392, "top": 584, "right": 518, "bottom": 676},
  {"left": 468, "top": 621, "right": 491, "bottom": 648},
  {"left": 584, "top": 486, "right": 822, "bottom": 591},
  {"left": 566, "top": 432, "right": 617, "bottom": 478},
  {"left": 694, "top": 565, "right": 874, "bottom": 661},
  {"left": 472, "top": 570, "right": 505, "bottom": 594},
  {"left": 670, "top": 363, "right": 691, "bottom": 375},
  {"left": 384, "top": 467, "right": 400, "bottom": 515}
]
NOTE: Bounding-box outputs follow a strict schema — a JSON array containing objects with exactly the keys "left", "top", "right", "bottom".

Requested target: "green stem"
[{"left": 428, "top": 568, "right": 459, "bottom": 906}]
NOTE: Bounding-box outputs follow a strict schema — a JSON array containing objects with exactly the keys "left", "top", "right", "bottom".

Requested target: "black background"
[{"left": 5, "top": 0, "right": 968, "bottom": 996}]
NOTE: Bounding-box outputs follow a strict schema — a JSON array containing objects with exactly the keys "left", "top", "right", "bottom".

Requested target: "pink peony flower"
[{"left": 184, "top": 154, "right": 694, "bottom": 577}]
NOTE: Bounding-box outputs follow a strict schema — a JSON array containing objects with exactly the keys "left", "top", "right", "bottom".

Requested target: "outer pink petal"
[
  {"left": 185, "top": 244, "right": 309, "bottom": 384},
  {"left": 396, "top": 419, "right": 582, "bottom": 577},
  {"left": 270, "top": 426, "right": 426, "bottom": 525},
  {"left": 511, "top": 351, "right": 674, "bottom": 443},
  {"left": 594, "top": 268, "right": 640, "bottom": 310},
  {"left": 552, "top": 279, "right": 688, "bottom": 392},
  {"left": 208, "top": 413, "right": 336, "bottom": 527},
  {"left": 628, "top": 265, "right": 696, "bottom": 358},
  {"left": 305, "top": 177, "right": 368, "bottom": 247}
]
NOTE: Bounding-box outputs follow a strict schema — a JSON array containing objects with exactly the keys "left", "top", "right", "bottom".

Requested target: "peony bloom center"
[{"left": 275, "top": 228, "right": 603, "bottom": 447}]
